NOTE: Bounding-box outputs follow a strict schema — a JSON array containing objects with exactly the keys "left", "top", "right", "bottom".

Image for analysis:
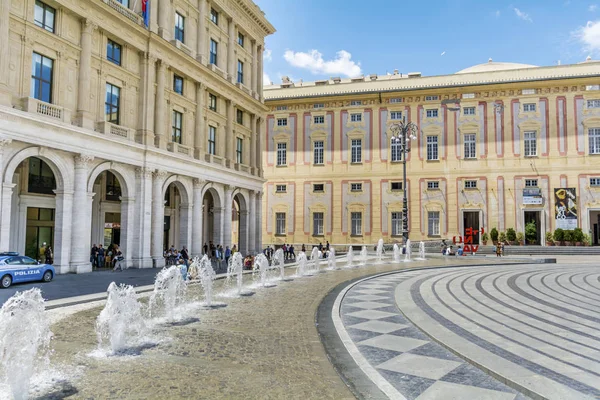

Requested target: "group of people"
[
  {"left": 202, "top": 241, "right": 236, "bottom": 264},
  {"left": 38, "top": 242, "right": 53, "bottom": 264},
  {"left": 441, "top": 244, "right": 464, "bottom": 256},
  {"left": 261, "top": 241, "right": 333, "bottom": 262},
  {"left": 164, "top": 245, "right": 189, "bottom": 266},
  {"left": 90, "top": 243, "right": 124, "bottom": 271}
]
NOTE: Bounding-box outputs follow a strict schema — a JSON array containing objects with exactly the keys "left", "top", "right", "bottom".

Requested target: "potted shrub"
[
  {"left": 506, "top": 228, "right": 517, "bottom": 245},
  {"left": 583, "top": 233, "right": 592, "bottom": 247},
  {"left": 482, "top": 232, "right": 489, "bottom": 245},
  {"left": 573, "top": 228, "right": 584, "bottom": 246},
  {"left": 553, "top": 228, "right": 564, "bottom": 246},
  {"left": 498, "top": 232, "right": 507, "bottom": 244},
  {"left": 516, "top": 232, "right": 525, "bottom": 245},
  {"left": 545, "top": 231, "right": 554, "bottom": 246},
  {"left": 490, "top": 228, "right": 499, "bottom": 245},
  {"left": 563, "top": 230, "right": 573, "bottom": 246},
  {"left": 525, "top": 221, "right": 537, "bottom": 245}
]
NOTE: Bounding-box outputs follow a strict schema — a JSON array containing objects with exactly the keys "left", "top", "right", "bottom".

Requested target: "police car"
[{"left": 0, "top": 252, "right": 55, "bottom": 288}]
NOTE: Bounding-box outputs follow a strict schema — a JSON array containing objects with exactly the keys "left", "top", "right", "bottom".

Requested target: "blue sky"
[{"left": 254, "top": 0, "right": 600, "bottom": 85}]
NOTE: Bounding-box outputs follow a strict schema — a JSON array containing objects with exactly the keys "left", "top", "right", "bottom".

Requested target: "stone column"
[
  {"left": 227, "top": 18, "right": 236, "bottom": 83},
  {"left": 213, "top": 207, "right": 223, "bottom": 246},
  {"left": 70, "top": 155, "right": 94, "bottom": 273},
  {"left": 226, "top": 100, "right": 234, "bottom": 166},
  {"left": 132, "top": 168, "right": 153, "bottom": 268},
  {"left": 248, "top": 190, "right": 256, "bottom": 254},
  {"left": 196, "top": 0, "right": 208, "bottom": 64},
  {"left": 239, "top": 210, "right": 249, "bottom": 255},
  {"left": 255, "top": 191, "right": 262, "bottom": 253},
  {"left": 0, "top": 0, "right": 12, "bottom": 105},
  {"left": 158, "top": 0, "right": 171, "bottom": 40},
  {"left": 154, "top": 61, "right": 167, "bottom": 149},
  {"left": 0, "top": 138, "right": 12, "bottom": 251},
  {"left": 54, "top": 189, "right": 74, "bottom": 274},
  {"left": 191, "top": 179, "right": 204, "bottom": 256},
  {"left": 258, "top": 45, "right": 263, "bottom": 98},
  {"left": 119, "top": 196, "right": 135, "bottom": 267},
  {"left": 256, "top": 117, "right": 263, "bottom": 177},
  {"left": 222, "top": 185, "right": 233, "bottom": 249},
  {"left": 179, "top": 204, "right": 192, "bottom": 250},
  {"left": 250, "top": 114, "right": 256, "bottom": 174},
  {"left": 76, "top": 20, "right": 97, "bottom": 129},
  {"left": 251, "top": 41, "right": 258, "bottom": 95},
  {"left": 194, "top": 82, "right": 205, "bottom": 159},
  {"left": 151, "top": 170, "right": 168, "bottom": 268},
  {"left": 136, "top": 53, "right": 156, "bottom": 145}
]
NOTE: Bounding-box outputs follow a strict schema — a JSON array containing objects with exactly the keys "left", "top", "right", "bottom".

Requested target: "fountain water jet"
[
  {"left": 226, "top": 252, "right": 244, "bottom": 296},
  {"left": 253, "top": 253, "right": 271, "bottom": 287},
  {"left": 327, "top": 247, "right": 337, "bottom": 270},
  {"left": 148, "top": 265, "right": 187, "bottom": 321},
  {"left": 96, "top": 282, "right": 147, "bottom": 355},
  {"left": 393, "top": 244, "right": 401, "bottom": 263},
  {"left": 296, "top": 252, "right": 308, "bottom": 276},
  {"left": 0, "top": 288, "right": 51, "bottom": 400},
  {"left": 272, "top": 248, "right": 287, "bottom": 280},
  {"left": 310, "top": 247, "right": 321, "bottom": 274},
  {"left": 360, "top": 246, "right": 368, "bottom": 266},
  {"left": 346, "top": 247, "right": 354, "bottom": 268},
  {"left": 417, "top": 241, "right": 426, "bottom": 260},
  {"left": 198, "top": 254, "right": 217, "bottom": 306},
  {"left": 376, "top": 239, "right": 385, "bottom": 263},
  {"left": 404, "top": 239, "right": 412, "bottom": 262}
]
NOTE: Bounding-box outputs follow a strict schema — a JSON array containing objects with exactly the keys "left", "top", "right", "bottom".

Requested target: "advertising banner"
[{"left": 554, "top": 188, "right": 577, "bottom": 230}]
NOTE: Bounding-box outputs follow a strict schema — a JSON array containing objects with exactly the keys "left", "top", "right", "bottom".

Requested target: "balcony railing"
[
  {"left": 205, "top": 153, "right": 225, "bottom": 166},
  {"left": 236, "top": 82, "right": 253, "bottom": 97},
  {"left": 209, "top": 64, "right": 228, "bottom": 80},
  {"left": 167, "top": 142, "right": 191, "bottom": 157},
  {"left": 23, "top": 97, "right": 71, "bottom": 123},
  {"left": 96, "top": 121, "right": 133, "bottom": 141},
  {"left": 234, "top": 163, "right": 251, "bottom": 173},
  {"left": 102, "top": 0, "right": 142, "bottom": 25}
]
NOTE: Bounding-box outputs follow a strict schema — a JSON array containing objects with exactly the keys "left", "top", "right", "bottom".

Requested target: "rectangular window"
[
  {"left": 428, "top": 211, "right": 440, "bottom": 236},
  {"left": 236, "top": 137, "right": 243, "bottom": 164},
  {"left": 313, "top": 115, "right": 325, "bottom": 124},
  {"left": 350, "top": 113, "right": 362, "bottom": 122},
  {"left": 175, "top": 12, "right": 185, "bottom": 42},
  {"left": 275, "top": 184, "right": 287, "bottom": 193},
  {"left": 350, "top": 100, "right": 362, "bottom": 106},
  {"left": 276, "top": 212, "right": 286, "bottom": 235},
  {"left": 210, "top": 39, "right": 218, "bottom": 65},
  {"left": 313, "top": 141, "right": 324, "bottom": 165},
  {"left": 34, "top": 1, "right": 55, "bottom": 33},
  {"left": 524, "top": 131, "right": 537, "bottom": 156},
  {"left": 465, "top": 180, "right": 477, "bottom": 189},
  {"left": 276, "top": 105, "right": 288, "bottom": 111},
  {"left": 390, "top": 111, "right": 403, "bottom": 120},
  {"left": 427, "top": 181, "right": 440, "bottom": 190},
  {"left": 106, "top": 40, "right": 122, "bottom": 66},
  {"left": 210, "top": 8, "right": 218, "bottom": 25},
  {"left": 313, "top": 184, "right": 324, "bottom": 192},
  {"left": 525, "top": 179, "right": 538, "bottom": 187},
  {"left": 523, "top": 103, "right": 536, "bottom": 112},
  {"left": 277, "top": 118, "right": 288, "bottom": 127},
  {"left": 590, "top": 128, "right": 600, "bottom": 154},
  {"left": 313, "top": 212, "right": 324, "bottom": 236},
  {"left": 236, "top": 109, "right": 243, "bottom": 124},
  {"left": 351, "top": 139, "right": 362, "bottom": 163},
  {"left": 237, "top": 60, "right": 244, "bottom": 84},
  {"left": 391, "top": 140, "right": 402, "bottom": 162},
  {"left": 588, "top": 99, "right": 600, "bottom": 108},
  {"left": 390, "top": 98, "right": 403, "bottom": 103},
  {"left": 464, "top": 134, "right": 476, "bottom": 159},
  {"left": 425, "top": 95, "right": 439, "bottom": 101},
  {"left": 426, "top": 136, "right": 438, "bottom": 160},
  {"left": 351, "top": 183, "right": 363, "bottom": 192},
  {"left": 209, "top": 93, "right": 217, "bottom": 111},
  {"left": 351, "top": 212, "right": 362, "bottom": 236},
  {"left": 237, "top": 32, "right": 244, "bottom": 47},
  {"left": 426, "top": 109, "right": 438, "bottom": 118},
  {"left": 590, "top": 178, "right": 600, "bottom": 187},
  {"left": 463, "top": 107, "right": 476, "bottom": 115},
  {"left": 391, "top": 182, "right": 403, "bottom": 191},
  {"left": 172, "top": 110, "right": 182, "bottom": 144},
  {"left": 173, "top": 74, "right": 184, "bottom": 95},
  {"left": 117, "top": 0, "right": 130, "bottom": 6},
  {"left": 276, "top": 143, "right": 287, "bottom": 166},
  {"left": 208, "top": 126, "right": 216, "bottom": 155},
  {"left": 31, "top": 52, "right": 53, "bottom": 103},
  {"left": 105, "top": 83, "right": 120, "bottom": 124},
  {"left": 391, "top": 212, "right": 402, "bottom": 236},
  {"left": 313, "top": 103, "right": 324, "bottom": 109}
]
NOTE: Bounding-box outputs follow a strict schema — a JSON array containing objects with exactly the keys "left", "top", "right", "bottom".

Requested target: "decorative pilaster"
[
  {"left": 227, "top": 18, "right": 236, "bottom": 83},
  {"left": 196, "top": 0, "right": 208, "bottom": 64},
  {"left": 0, "top": 138, "right": 12, "bottom": 251},
  {"left": 191, "top": 178, "right": 205, "bottom": 256},
  {"left": 250, "top": 114, "right": 256, "bottom": 174},
  {"left": 226, "top": 100, "right": 234, "bottom": 166},
  {"left": 256, "top": 117, "right": 263, "bottom": 177},
  {"left": 248, "top": 190, "right": 256, "bottom": 254},
  {"left": 53, "top": 189, "right": 74, "bottom": 274},
  {"left": 151, "top": 170, "right": 168, "bottom": 267},
  {"left": 255, "top": 191, "right": 263, "bottom": 252},
  {"left": 132, "top": 167, "right": 153, "bottom": 267},
  {"left": 70, "top": 154, "right": 95, "bottom": 273},
  {"left": 158, "top": 0, "right": 171, "bottom": 40},
  {"left": 194, "top": 82, "right": 205, "bottom": 159},
  {"left": 76, "top": 19, "right": 98, "bottom": 129},
  {"left": 136, "top": 52, "right": 157, "bottom": 145},
  {"left": 222, "top": 185, "right": 234, "bottom": 249},
  {"left": 251, "top": 41, "right": 258, "bottom": 95},
  {"left": 154, "top": 60, "right": 168, "bottom": 149},
  {"left": 179, "top": 204, "right": 193, "bottom": 250},
  {"left": 0, "top": 0, "right": 12, "bottom": 105},
  {"left": 258, "top": 45, "right": 264, "bottom": 98}
]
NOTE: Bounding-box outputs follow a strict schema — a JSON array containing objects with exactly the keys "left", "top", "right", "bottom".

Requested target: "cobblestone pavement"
[
  {"left": 46, "top": 257, "right": 502, "bottom": 400},
  {"left": 333, "top": 261, "right": 600, "bottom": 400}
]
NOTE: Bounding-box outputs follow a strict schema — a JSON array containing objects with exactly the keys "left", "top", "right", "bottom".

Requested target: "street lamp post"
[{"left": 389, "top": 117, "right": 418, "bottom": 244}]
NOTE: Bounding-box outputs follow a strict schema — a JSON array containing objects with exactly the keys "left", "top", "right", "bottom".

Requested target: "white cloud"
[
  {"left": 263, "top": 72, "right": 272, "bottom": 86},
  {"left": 590, "top": 4, "right": 598, "bottom": 12},
  {"left": 513, "top": 8, "right": 533, "bottom": 22},
  {"left": 283, "top": 49, "right": 362, "bottom": 77},
  {"left": 440, "top": 51, "right": 446, "bottom": 56},
  {"left": 575, "top": 20, "right": 600, "bottom": 53},
  {"left": 495, "top": 10, "right": 501, "bottom": 17},
  {"left": 264, "top": 49, "right": 272, "bottom": 62}
]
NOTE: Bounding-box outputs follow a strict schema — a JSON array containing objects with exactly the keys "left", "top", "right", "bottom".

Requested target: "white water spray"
[
  {"left": 404, "top": 239, "right": 412, "bottom": 262},
  {"left": 273, "top": 248, "right": 285, "bottom": 280},
  {"left": 327, "top": 247, "right": 337, "bottom": 270},
  {"left": 393, "top": 243, "right": 401, "bottom": 263},
  {"left": 148, "top": 266, "right": 187, "bottom": 320},
  {"left": 418, "top": 241, "right": 426, "bottom": 260},
  {"left": 346, "top": 247, "right": 354, "bottom": 268},
  {"left": 376, "top": 239, "right": 384, "bottom": 263},
  {"left": 310, "top": 247, "right": 321, "bottom": 274},
  {"left": 360, "top": 246, "right": 368, "bottom": 266},
  {"left": 296, "top": 252, "right": 307, "bottom": 276},
  {"left": 226, "top": 252, "right": 244, "bottom": 296},
  {"left": 199, "top": 254, "right": 217, "bottom": 306},
  {"left": 253, "top": 253, "right": 270, "bottom": 287}
]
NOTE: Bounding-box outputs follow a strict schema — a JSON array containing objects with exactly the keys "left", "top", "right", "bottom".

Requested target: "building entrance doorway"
[
  {"left": 463, "top": 211, "right": 480, "bottom": 244},
  {"left": 590, "top": 210, "right": 600, "bottom": 246},
  {"left": 25, "top": 207, "right": 54, "bottom": 261},
  {"left": 524, "top": 211, "right": 541, "bottom": 245}
]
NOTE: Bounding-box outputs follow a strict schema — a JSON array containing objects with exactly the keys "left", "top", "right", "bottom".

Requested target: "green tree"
[
  {"left": 506, "top": 228, "right": 517, "bottom": 242},
  {"left": 490, "top": 227, "right": 499, "bottom": 242}
]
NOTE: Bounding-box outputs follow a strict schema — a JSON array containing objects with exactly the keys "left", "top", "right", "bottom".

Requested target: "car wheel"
[
  {"left": 42, "top": 271, "right": 53, "bottom": 282},
  {"left": 1, "top": 274, "right": 12, "bottom": 288}
]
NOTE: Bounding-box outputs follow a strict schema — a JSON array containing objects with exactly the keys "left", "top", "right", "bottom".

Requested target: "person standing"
[
  {"left": 203, "top": 242, "right": 208, "bottom": 255},
  {"left": 39, "top": 242, "right": 47, "bottom": 263},
  {"left": 282, "top": 243, "right": 287, "bottom": 260},
  {"left": 289, "top": 244, "right": 295, "bottom": 260},
  {"left": 326, "top": 241, "right": 330, "bottom": 251},
  {"left": 91, "top": 244, "right": 98, "bottom": 267},
  {"left": 225, "top": 246, "right": 231, "bottom": 265},
  {"left": 181, "top": 246, "right": 189, "bottom": 267},
  {"left": 44, "top": 246, "right": 53, "bottom": 264},
  {"left": 97, "top": 244, "right": 105, "bottom": 268}
]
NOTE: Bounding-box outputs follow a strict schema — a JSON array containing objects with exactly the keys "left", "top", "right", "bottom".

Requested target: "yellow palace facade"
[{"left": 261, "top": 59, "right": 600, "bottom": 247}]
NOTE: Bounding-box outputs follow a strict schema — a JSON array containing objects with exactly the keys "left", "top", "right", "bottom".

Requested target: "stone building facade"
[
  {"left": 263, "top": 60, "right": 600, "bottom": 247},
  {"left": 0, "top": 0, "right": 274, "bottom": 273}
]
